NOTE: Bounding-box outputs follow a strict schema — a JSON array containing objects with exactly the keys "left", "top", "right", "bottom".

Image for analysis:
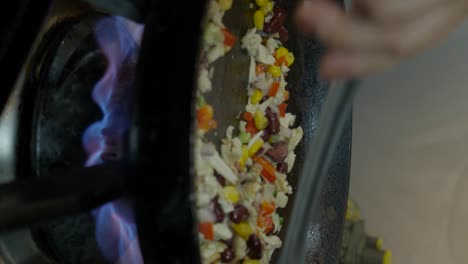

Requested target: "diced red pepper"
[
  {"left": 256, "top": 64, "right": 266, "bottom": 75},
  {"left": 278, "top": 103, "right": 287, "bottom": 117},
  {"left": 268, "top": 82, "right": 280, "bottom": 97},
  {"left": 257, "top": 214, "right": 274, "bottom": 234},
  {"left": 199, "top": 222, "right": 214, "bottom": 240},
  {"left": 245, "top": 120, "right": 258, "bottom": 136},
  {"left": 243, "top": 111, "right": 253, "bottom": 122},
  {"left": 252, "top": 156, "right": 277, "bottom": 182},
  {"left": 222, "top": 28, "right": 237, "bottom": 47}
]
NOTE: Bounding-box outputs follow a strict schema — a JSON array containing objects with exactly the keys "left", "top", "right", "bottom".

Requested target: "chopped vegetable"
[
  {"left": 274, "top": 47, "right": 288, "bottom": 59},
  {"left": 239, "top": 146, "right": 249, "bottom": 169},
  {"left": 245, "top": 119, "right": 259, "bottom": 136},
  {"left": 255, "top": 64, "right": 266, "bottom": 75},
  {"left": 231, "top": 221, "right": 253, "bottom": 239},
  {"left": 257, "top": 214, "right": 274, "bottom": 234},
  {"left": 285, "top": 52, "right": 295, "bottom": 67},
  {"left": 197, "top": 104, "right": 217, "bottom": 131},
  {"left": 239, "top": 131, "right": 251, "bottom": 144},
  {"left": 261, "top": 1, "right": 273, "bottom": 14},
  {"left": 266, "top": 65, "right": 281, "bottom": 78},
  {"left": 243, "top": 111, "right": 253, "bottom": 121},
  {"left": 253, "top": 10, "right": 265, "bottom": 30},
  {"left": 260, "top": 201, "right": 276, "bottom": 216},
  {"left": 268, "top": 82, "right": 280, "bottom": 97},
  {"left": 223, "top": 185, "right": 240, "bottom": 203},
  {"left": 199, "top": 222, "right": 214, "bottom": 240},
  {"left": 283, "top": 90, "right": 289, "bottom": 101},
  {"left": 222, "top": 28, "right": 237, "bottom": 47},
  {"left": 248, "top": 138, "right": 264, "bottom": 157},
  {"left": 251, "top": 89, "right": 263, "bottom": 104},
  {"left": 252, "top": 156, "right": 277, "bottom": 182},
  {"left": 255, "top": 0, "right": 268, "bottom": 7},
  {"left": 254, "top": 111, "right": 268, "bottom": 130},
  {"left": 278, "top": 103, "right": 287, "bottom": 117}
]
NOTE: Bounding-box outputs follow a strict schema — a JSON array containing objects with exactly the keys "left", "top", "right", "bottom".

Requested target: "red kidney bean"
[
  {"left": 247, "top": 234, "right": 263, "bottom": 259},
  {"left": 261, "top": 128, "right": 271, "bottom": 142},
  {"left": 278, "top": 25, "right": 289, "bottom": 43},
  {"left": 228, "top": 204, "right": 250, "bottom": 223},
  {"left": 264, "top": 7, "right": 287, "bottom": 34},
  {"left": 276, "top": 162, "right": 288, "bottom": 173},
  {"left": 212, "top": 196, "right": 225, "bottom": 223},
  {"left": 266, "top": 107, "right": 280, "bottom": 135},
  {"left": 214, "top": 170, "right": 226, "bottom": 186},
  {"left": 221, "top": 247, "right": 235, "bottom": 262},
  {"left": 266, "top": 142, "right": 288, "bottom": 162}
]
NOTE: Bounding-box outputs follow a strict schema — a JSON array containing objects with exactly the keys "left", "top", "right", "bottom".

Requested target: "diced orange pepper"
[
  {"left": 222, "top": 28, "right": 237, "bottom": 47},
  {"left": 268, "top": 82, "right": 280, "bottom": 97},
  {"left": 252, "top": 156, "right": 277, "bottom": 182},
  {"left": 278, "top": 103, "right": 287, "bottom": 117},
  {"left": 255, "top": 64, "right": 266, "bottom": 75},
  {"left": 283, "top": 90, "right": 289, "bottom": 101},
  {"left": 245, "top": 120, "right": 258, "bottom": 136},
  {"left": 243, "top": 111, "right": 253, "bottom": 122},
  {"left": 197, "top": 105, "right": 215, "bottom": 131},
  {"left": 257, "top": 214, "right": 274, "bottom": 234},
  {"left": 274, "top": 56, "right": 287, "bottom": 66},
  {"left": 260, "top": 201, "right": 276, "bottom": 216},
  {"left": 199, "top": 222, "right": 214, "bottom": 240}
]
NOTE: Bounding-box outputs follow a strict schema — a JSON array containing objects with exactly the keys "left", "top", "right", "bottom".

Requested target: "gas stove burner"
[{"left": 9, "top": 12, "right": 119, "bottom": 264}]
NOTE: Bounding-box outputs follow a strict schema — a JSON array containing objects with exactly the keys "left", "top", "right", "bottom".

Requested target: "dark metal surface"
[
  {"left": 130, "top": 0, "right": 207, "bottom": 263},
  {"left": 0, "top": 0, "right": 51, "bottom": 115}
]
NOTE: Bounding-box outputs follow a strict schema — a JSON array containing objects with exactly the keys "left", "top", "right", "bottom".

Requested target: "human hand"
[{"left": 296, "top": 0, "right": 468, "bottom": 79}]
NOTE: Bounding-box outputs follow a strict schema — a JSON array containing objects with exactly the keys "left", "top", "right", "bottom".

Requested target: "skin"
[{"left": 295, "top": 0, "right": 468, "bottom": 80}]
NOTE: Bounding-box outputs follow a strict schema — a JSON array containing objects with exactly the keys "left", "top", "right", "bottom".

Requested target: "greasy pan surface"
[{"left": 133, "top": 0, "right": 350, "bottom": 263}]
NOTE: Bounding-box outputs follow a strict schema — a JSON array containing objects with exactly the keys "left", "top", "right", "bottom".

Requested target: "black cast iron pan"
[
  {"left": 0, "top": 0, "right": 351, "bottom": 263},
  {"left": 132, "top": 0, "right": 351, "bottom": 263}
]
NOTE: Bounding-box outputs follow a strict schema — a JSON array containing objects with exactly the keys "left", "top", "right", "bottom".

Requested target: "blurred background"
[{"left": 350, "top": 20, "right": 468, "bottom": 264}]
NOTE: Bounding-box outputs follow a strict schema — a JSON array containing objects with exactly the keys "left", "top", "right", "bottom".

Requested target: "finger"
[
  {"left": 398, "top": 2, "right": 468, "bottom": 56},
  {"left": 296, "top": 0, "right": 393, "bottom": 51},
  {"left": 319, "top": 49, "right": 395, "bottom": 80},
  {"left": 352, "top": 0, "right": 446, "bottom": 23}
]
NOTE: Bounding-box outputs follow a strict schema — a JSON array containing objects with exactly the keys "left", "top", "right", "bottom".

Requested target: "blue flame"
[{"left": 82, "top": 16, "right": 144, "bottom": 264}]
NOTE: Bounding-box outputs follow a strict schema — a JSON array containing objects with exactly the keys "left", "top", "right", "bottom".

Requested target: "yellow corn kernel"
[
  {"left": 248, "top": 138, "right": 264, "bottom": 157},
  {"left": 253, "top": 10, "right": 265, "bottom": 30},
  {"left": 223, "top": 186, "right": 239, "bottom": 203},
  {"left": 275, "top": 47, "right": 289, "bottom": 60},
  {"left": 218, "top": 0, "right": 233, "bottom": 10},
  {"left": 267, "top": 65, "right": 281, "bottom": 78},
  {"left": 254, "top": 111, "right": 268, "bottom": 130},
  {"left": 261, "top": 1, "right": 273, "bottom": 13},
  {"left": 255, "top": 0, "right": 267, "bottom": 7},
  {"left": 243, "top": 260, "right": 261, "bottom": 264},
  {"left": 239, "top": 146, "right": 249, "bottom": 169},
  {"left": 231, "top": 221, "right": 253, "bottom": 239},
  {"left": 250, "top": 89, "right": 263, "bottom": 104},
  {"left": 285, "top": 52, "right": 295, "bottom": 67}
]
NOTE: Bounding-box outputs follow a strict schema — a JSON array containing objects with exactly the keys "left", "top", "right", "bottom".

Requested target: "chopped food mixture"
[{"left": 195, "top": 0, "right": 303, "bottom": 263}]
